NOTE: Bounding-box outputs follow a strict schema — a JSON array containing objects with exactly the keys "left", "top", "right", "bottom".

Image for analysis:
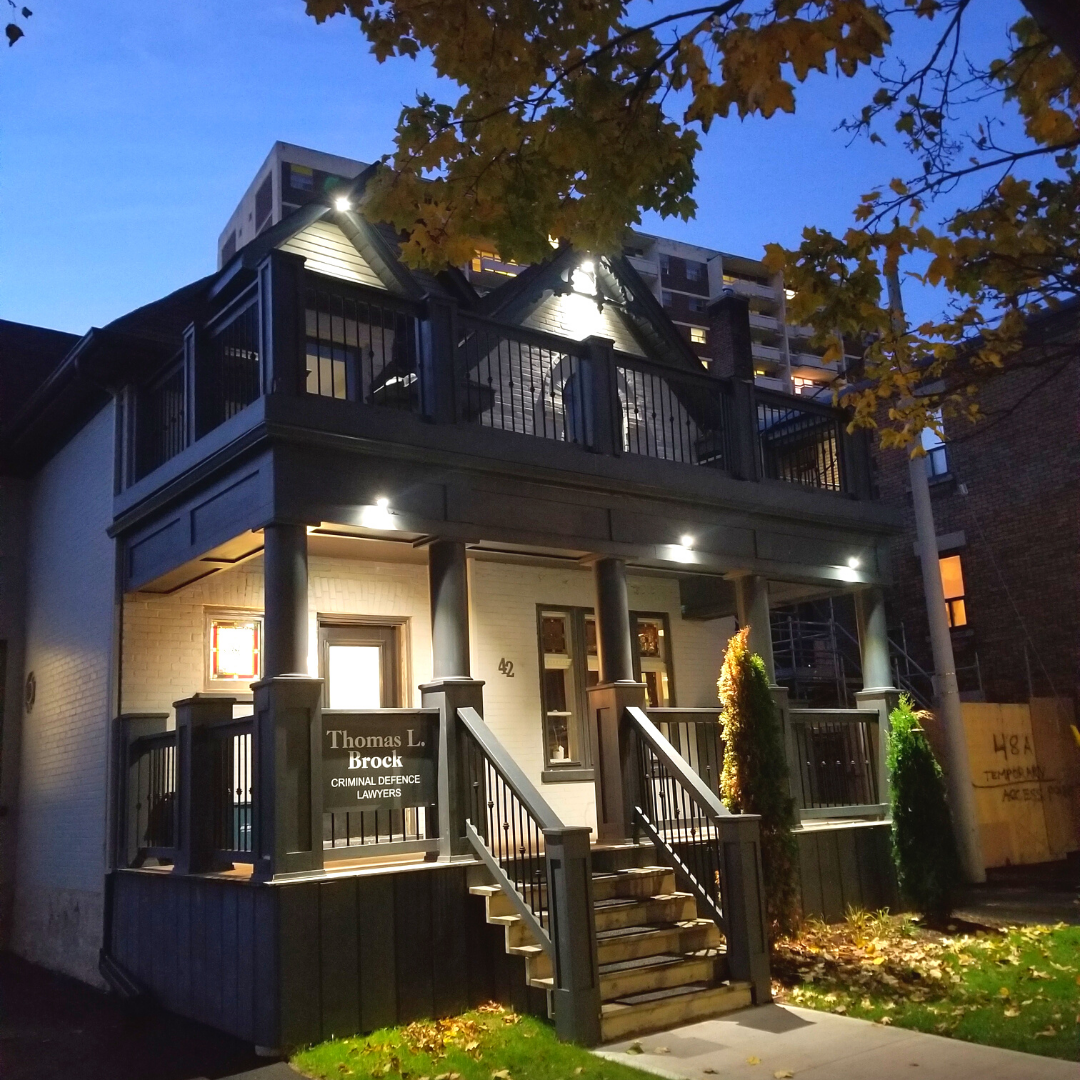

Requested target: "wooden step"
[
  {"left": 598, "top": 952, "right": 720, "bottom": 1001},
  {"left": 591, "top": 868, "right": 675, "bottom": 902},
  {"left": 509, "top": 943, "right": 552, "bottom": 982},
  {"left": 593, "top": 894, "right": 696, "bottom": 932},
  {"left": 596, "top": 919, "right": 722, "bottom": 966},
  {"left": 487, "top": 913, "right": 537, "bottom": 949},
  {"left": 600, "top": 980, "right": 753, "bottom": 1043}
]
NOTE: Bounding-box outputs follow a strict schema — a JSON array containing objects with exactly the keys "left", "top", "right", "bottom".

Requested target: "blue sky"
[{"left": 2, "top": 0, "right": 1029, "bottom": 334}]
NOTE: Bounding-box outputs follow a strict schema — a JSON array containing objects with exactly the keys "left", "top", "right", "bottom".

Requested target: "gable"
[
  {"left": 523, "top": 292, "right": 646, "bottom": 357},
  {"left": 279, "top": 219, "right": 385, "bottom": 289}
]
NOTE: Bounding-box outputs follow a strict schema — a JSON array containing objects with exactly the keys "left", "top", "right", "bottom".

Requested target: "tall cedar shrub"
[
  {"left": 718, "top": 626, "right": 800, "bottom": 941},
  {"left": 887, "top": 695, "right": 961, "bottom": 919}
]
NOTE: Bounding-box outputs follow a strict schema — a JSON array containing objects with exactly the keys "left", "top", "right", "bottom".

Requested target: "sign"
[{"left": 322, "top": 712, "right": 437, "bottom": 813}]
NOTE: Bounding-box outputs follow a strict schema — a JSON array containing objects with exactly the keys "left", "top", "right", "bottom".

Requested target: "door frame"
[{"left": 317, "top": 614, "right": 411, "bottom": 709}]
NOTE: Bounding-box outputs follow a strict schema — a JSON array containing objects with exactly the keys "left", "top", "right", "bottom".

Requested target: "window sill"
[{"left": 541, "top": 768, "right": 595, "bottom": 784}]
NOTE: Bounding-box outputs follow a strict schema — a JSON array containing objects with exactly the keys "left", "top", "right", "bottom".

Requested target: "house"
[{"left": 0, "top": 164, "right": 904, "bottom": 1050}]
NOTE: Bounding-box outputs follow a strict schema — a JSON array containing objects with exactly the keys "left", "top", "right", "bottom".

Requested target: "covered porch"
[{"left": 107, "top": 515, "right": 899, "bottom": 1049}]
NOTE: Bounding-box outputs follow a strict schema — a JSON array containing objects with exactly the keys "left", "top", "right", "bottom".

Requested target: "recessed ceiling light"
[{"left": 333, "top": 195, "right": 352, "bottom": 212}]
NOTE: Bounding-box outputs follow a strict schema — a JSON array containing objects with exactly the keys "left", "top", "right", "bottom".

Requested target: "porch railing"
[
  {"left": 120, "top": 726, "right": 178, "bottom": 867},
  {"left": 787, "top": 708, "right": 884, "bottom": 817},
  {"left": 756, "top": 388, "right": 845, "bottom": 492},
  {"left": 304, "top": 276, "right": 422, "bottom": 409},
  {"left": 616, "top": 355, "right": 731, "bottom": 469},
  {"left": 208, "top": 717, "right": 254, "bottom": 863},
  {"left": 625, "top": 706, "right": 771, "bottom": 1003},
  {"left": 457, "top": 706, "right": 601, "bottom": 1045},
  {"left": 456, "top": 315, "right": 590, "bottom": 445},
  {"left": 124, "top": 249, "right": 871, "bottom": 502},
  {"left": 648, "top": 707, "right": 725, "bottom": 797}
]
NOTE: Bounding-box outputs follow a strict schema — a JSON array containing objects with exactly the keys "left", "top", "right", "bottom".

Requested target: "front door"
[{"left": 319, "top": 621, "right": 402, "bottom": 709}]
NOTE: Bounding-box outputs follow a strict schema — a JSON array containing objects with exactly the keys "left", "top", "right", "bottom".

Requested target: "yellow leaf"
[
  {"left": 747, "top": 1057, "right": 761, "bottom": 1066},
  {"left": 774, "top": 1072, "right": 795, "bottom": 1079}
]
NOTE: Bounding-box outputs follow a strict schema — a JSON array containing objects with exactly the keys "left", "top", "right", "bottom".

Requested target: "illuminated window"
[
  {"left": 634, "top": 614, "right": 673, "bottom": 708},
  {"left": 469, "top": 249, "right": 522, "bottom": 277},
  {"left": 690, "top": 326, "right": 707, "bottom": 345},
  {"left": 539, "top": 610, "right": 586, "bottom": 769},
  {"left": 289, "top": 164, "right": 314, "bottom": 191},
  {"left": 939, "top": 555, "right": 967, "bottom": 627},
  {"left": 206, "top": 612, "right": 263, "bottom": 688}
]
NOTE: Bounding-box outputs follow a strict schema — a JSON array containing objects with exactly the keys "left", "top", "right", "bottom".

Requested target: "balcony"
[{"left": 121, "top": 255, "right": 874, "bottom": 511}]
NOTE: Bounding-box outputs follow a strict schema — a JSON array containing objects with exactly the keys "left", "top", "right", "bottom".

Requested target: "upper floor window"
[
  {"left": 939, "top": 555, "right": 967, "bottom": 627},
  {"left": 662, "top": 290, "right": 674, "bottom": 308},
  {"left": 289, "top": 164, "right": 314, "bottom": 191},
  {"left": 921, "top": 412, "right": 949, "bottom": 478},
  {"left": 690, "top": 326, "right": 707, "bottom": 345},
  {"left": 659, "top": 254, "right": 671, "bottom": 274},
  {"left": 688, "top": 297, "right": 707, "bottom": 313},
  {"left": 685, "top": 261, "right": 705, "bottom": 282}
]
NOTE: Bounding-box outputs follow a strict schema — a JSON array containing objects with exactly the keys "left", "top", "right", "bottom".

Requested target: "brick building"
[{"left": 874, "top": 300, "right": 1080, "bottom": 707}]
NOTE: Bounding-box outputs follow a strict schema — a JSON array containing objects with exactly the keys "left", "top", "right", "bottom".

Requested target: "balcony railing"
[{"left": 124, "top": 255, "right": 870, "bottom": 500}]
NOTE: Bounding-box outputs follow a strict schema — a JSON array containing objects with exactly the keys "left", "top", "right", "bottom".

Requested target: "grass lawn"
[
  {"left": 292, "top": 1004, "right": 651, "bottom": 1080},
  {"left": 772, "top": 911, "right": 1080, "bottom": 1061}
]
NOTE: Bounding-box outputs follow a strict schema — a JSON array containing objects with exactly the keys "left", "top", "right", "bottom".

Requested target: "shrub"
[
  {"left": 887, "top": 694, "right": 960, "bottom": 920},
  {"left": 718, "top": 626, "right": 800, "bottom": 941}
]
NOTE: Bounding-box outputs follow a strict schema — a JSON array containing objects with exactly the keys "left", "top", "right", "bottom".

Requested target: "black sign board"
[{"left": 322, "top": 711, "right": 438, "bottom": 814}]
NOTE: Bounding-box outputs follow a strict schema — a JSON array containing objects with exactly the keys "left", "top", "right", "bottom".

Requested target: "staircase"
[{"left": 470, "top": 848, "right": 752, "bottom": 1043}]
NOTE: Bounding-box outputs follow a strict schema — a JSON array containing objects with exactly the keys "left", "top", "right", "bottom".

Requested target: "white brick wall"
[
  {"left": 122, "top": 554, "right": 433, "bottom": 713},
  {"left": 470, "top": 560, "right": 734, "bottom": 830},
  {"left": 123, "top": 552, "right": 733, "bottom": 839},
  {"left": 13, "top": 404, "right": 116, "bottom": 985}
]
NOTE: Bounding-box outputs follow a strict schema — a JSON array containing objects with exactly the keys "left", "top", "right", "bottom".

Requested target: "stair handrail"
[
  {"left": 457, "top": 706, "right": 560, "bottom": 953},
  {"left": 624, "top": 706, "right": 771, "bottom": 1003},
  {"left": 457, "top": 706, "right": 601, "bottom": 1045}
]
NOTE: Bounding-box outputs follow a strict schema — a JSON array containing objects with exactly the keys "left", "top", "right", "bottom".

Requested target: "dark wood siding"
[
  {"left": 108, "top": 863, "right": 544, "bottom": 1051},
  {"left": 795, "top": 822, "right": 899, "bottom": 922}
]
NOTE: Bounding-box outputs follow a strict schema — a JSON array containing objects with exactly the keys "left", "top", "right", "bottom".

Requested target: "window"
[
  {"left": 289, "top": 164, "right": 314, "bottom": 191},
  {"left": 538, "top": 606, "right": 673, "bottom": 772},
  {"left": 659, "top": 253, "right": 671, "bottom": 274},
  {"left": 634, "top": 614, "right": 673, "bottom": 707},
  {"left": 662, "top": 290, "right": 674, "bottom": 308},
  {"left": 690, "top": 326, "right": 707, "bottom": 345},
  {"left": 939, "top": 555, "right": 967, "bottom": 627},
  {"left": 221, "top": 231, "right": 237, "bottom": 264},
  {"left": 206, "top": 611, "right": 262, "bottom": 689},
  {"left": 539, "top": 609, "right": 591, "bottom": 769},
  {"left": 319, "top": 620, "right": 403, "bottom": 709},
  {"left": 921, "top": 413, "right": 949, "bottom": 478},
  {"left": 688, "top": 297, "right": 707, "bottom": 313},
  {"left": 686, "top": 261, "right": 704, "bottom": 282},
  {"left": 254, "top": 173, "right": 273, "bottom": 235}
]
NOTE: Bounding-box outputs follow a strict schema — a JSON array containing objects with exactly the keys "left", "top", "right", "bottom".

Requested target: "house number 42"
[{"left": 498, "top": 658, "right": 515, "bottom": 678}]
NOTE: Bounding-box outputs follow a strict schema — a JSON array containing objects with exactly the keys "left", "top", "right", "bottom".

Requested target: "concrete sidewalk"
[{"left": 597, "top": 1005, "right": 1077, "bottom": 1080}]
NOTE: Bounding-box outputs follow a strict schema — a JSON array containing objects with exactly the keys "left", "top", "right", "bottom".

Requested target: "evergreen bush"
[
  {"left": 718, "top": 626, "right": 800, "bottom": 941},
  {"left": 887, "top": 694, "right": 960, "bottom": 920}
]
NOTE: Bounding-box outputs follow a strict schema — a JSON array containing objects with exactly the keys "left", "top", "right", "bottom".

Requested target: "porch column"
[
  {"left": 588, "top": 557, "right": 647, "bottom": 843},
  {"left": 263, "top": 522, "right": 309, "bottom": 677},
  {"left": 854, "top": 586, "right": 900, "bottom": 809},
  {"left": 253, "top": 522, "right": 323, "bottom": 881},
  {"left": 422, "top": 539, "right": 483, "bottom": 857},
  {"left": 736, "top": 574, "right": 775, "bottom": 683}
]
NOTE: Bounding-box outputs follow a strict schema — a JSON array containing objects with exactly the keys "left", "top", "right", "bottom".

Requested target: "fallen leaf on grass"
[
  {"left": 1003, "top": 1007, "right": 1020, "bottom": 1018},
  {"left": 1034, "top": 1027, "right": 1057, "bottom": 1038},
  {"left": 879, "top": 1017, "right": 893, "bottom": 1026},
  {"left": 998, "top": 987, "right": 1010, "bottom": 998},
  {"left": 747, "top": 1056, "right": 761, "bottom": 1065},
  {"left": 490, "top": 1071, "right": 511, "bottom": 1079},
  {"left": 574, "top": 1070, "right": 584, "bottom": 1076},
  {"left": 626, "top": 1043, "right": 643, "bottom": 1055}
]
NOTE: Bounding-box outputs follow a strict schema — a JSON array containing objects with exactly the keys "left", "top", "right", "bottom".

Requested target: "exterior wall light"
[
  {"left": 333, "top": 196, "right": 352, "bottom": 212},
  {"left": 680, "top": 535, "right": 694, "bottom": 549},
  {"left": 847, "top": 556, "right": 861, "bottom": 569},
  {"left": 376, "top": 497, "right": 390, "bottom": 509}
]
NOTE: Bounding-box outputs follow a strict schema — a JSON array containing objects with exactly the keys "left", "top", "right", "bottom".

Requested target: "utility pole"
[{"left": 886, "top": 269, "right": 986, "bottom": 885}]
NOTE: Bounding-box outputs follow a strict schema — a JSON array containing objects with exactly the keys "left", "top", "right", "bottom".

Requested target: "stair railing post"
[
  {"left": 544, "top": 825, "right": 602, "bottom": 1046},
  {"left": 770, "top": 684, "right": 802, "bottom": 812},
  {"left": 717, "top": 813, "right": 772, "bottom": 1004},
  {"left": 173, "top": 695, "right": 236, "bottom": 875}
]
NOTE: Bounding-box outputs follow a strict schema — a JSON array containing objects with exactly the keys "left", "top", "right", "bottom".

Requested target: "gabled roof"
[{"left": 0, "top": 319, "right": 80, "bottom": 428}]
